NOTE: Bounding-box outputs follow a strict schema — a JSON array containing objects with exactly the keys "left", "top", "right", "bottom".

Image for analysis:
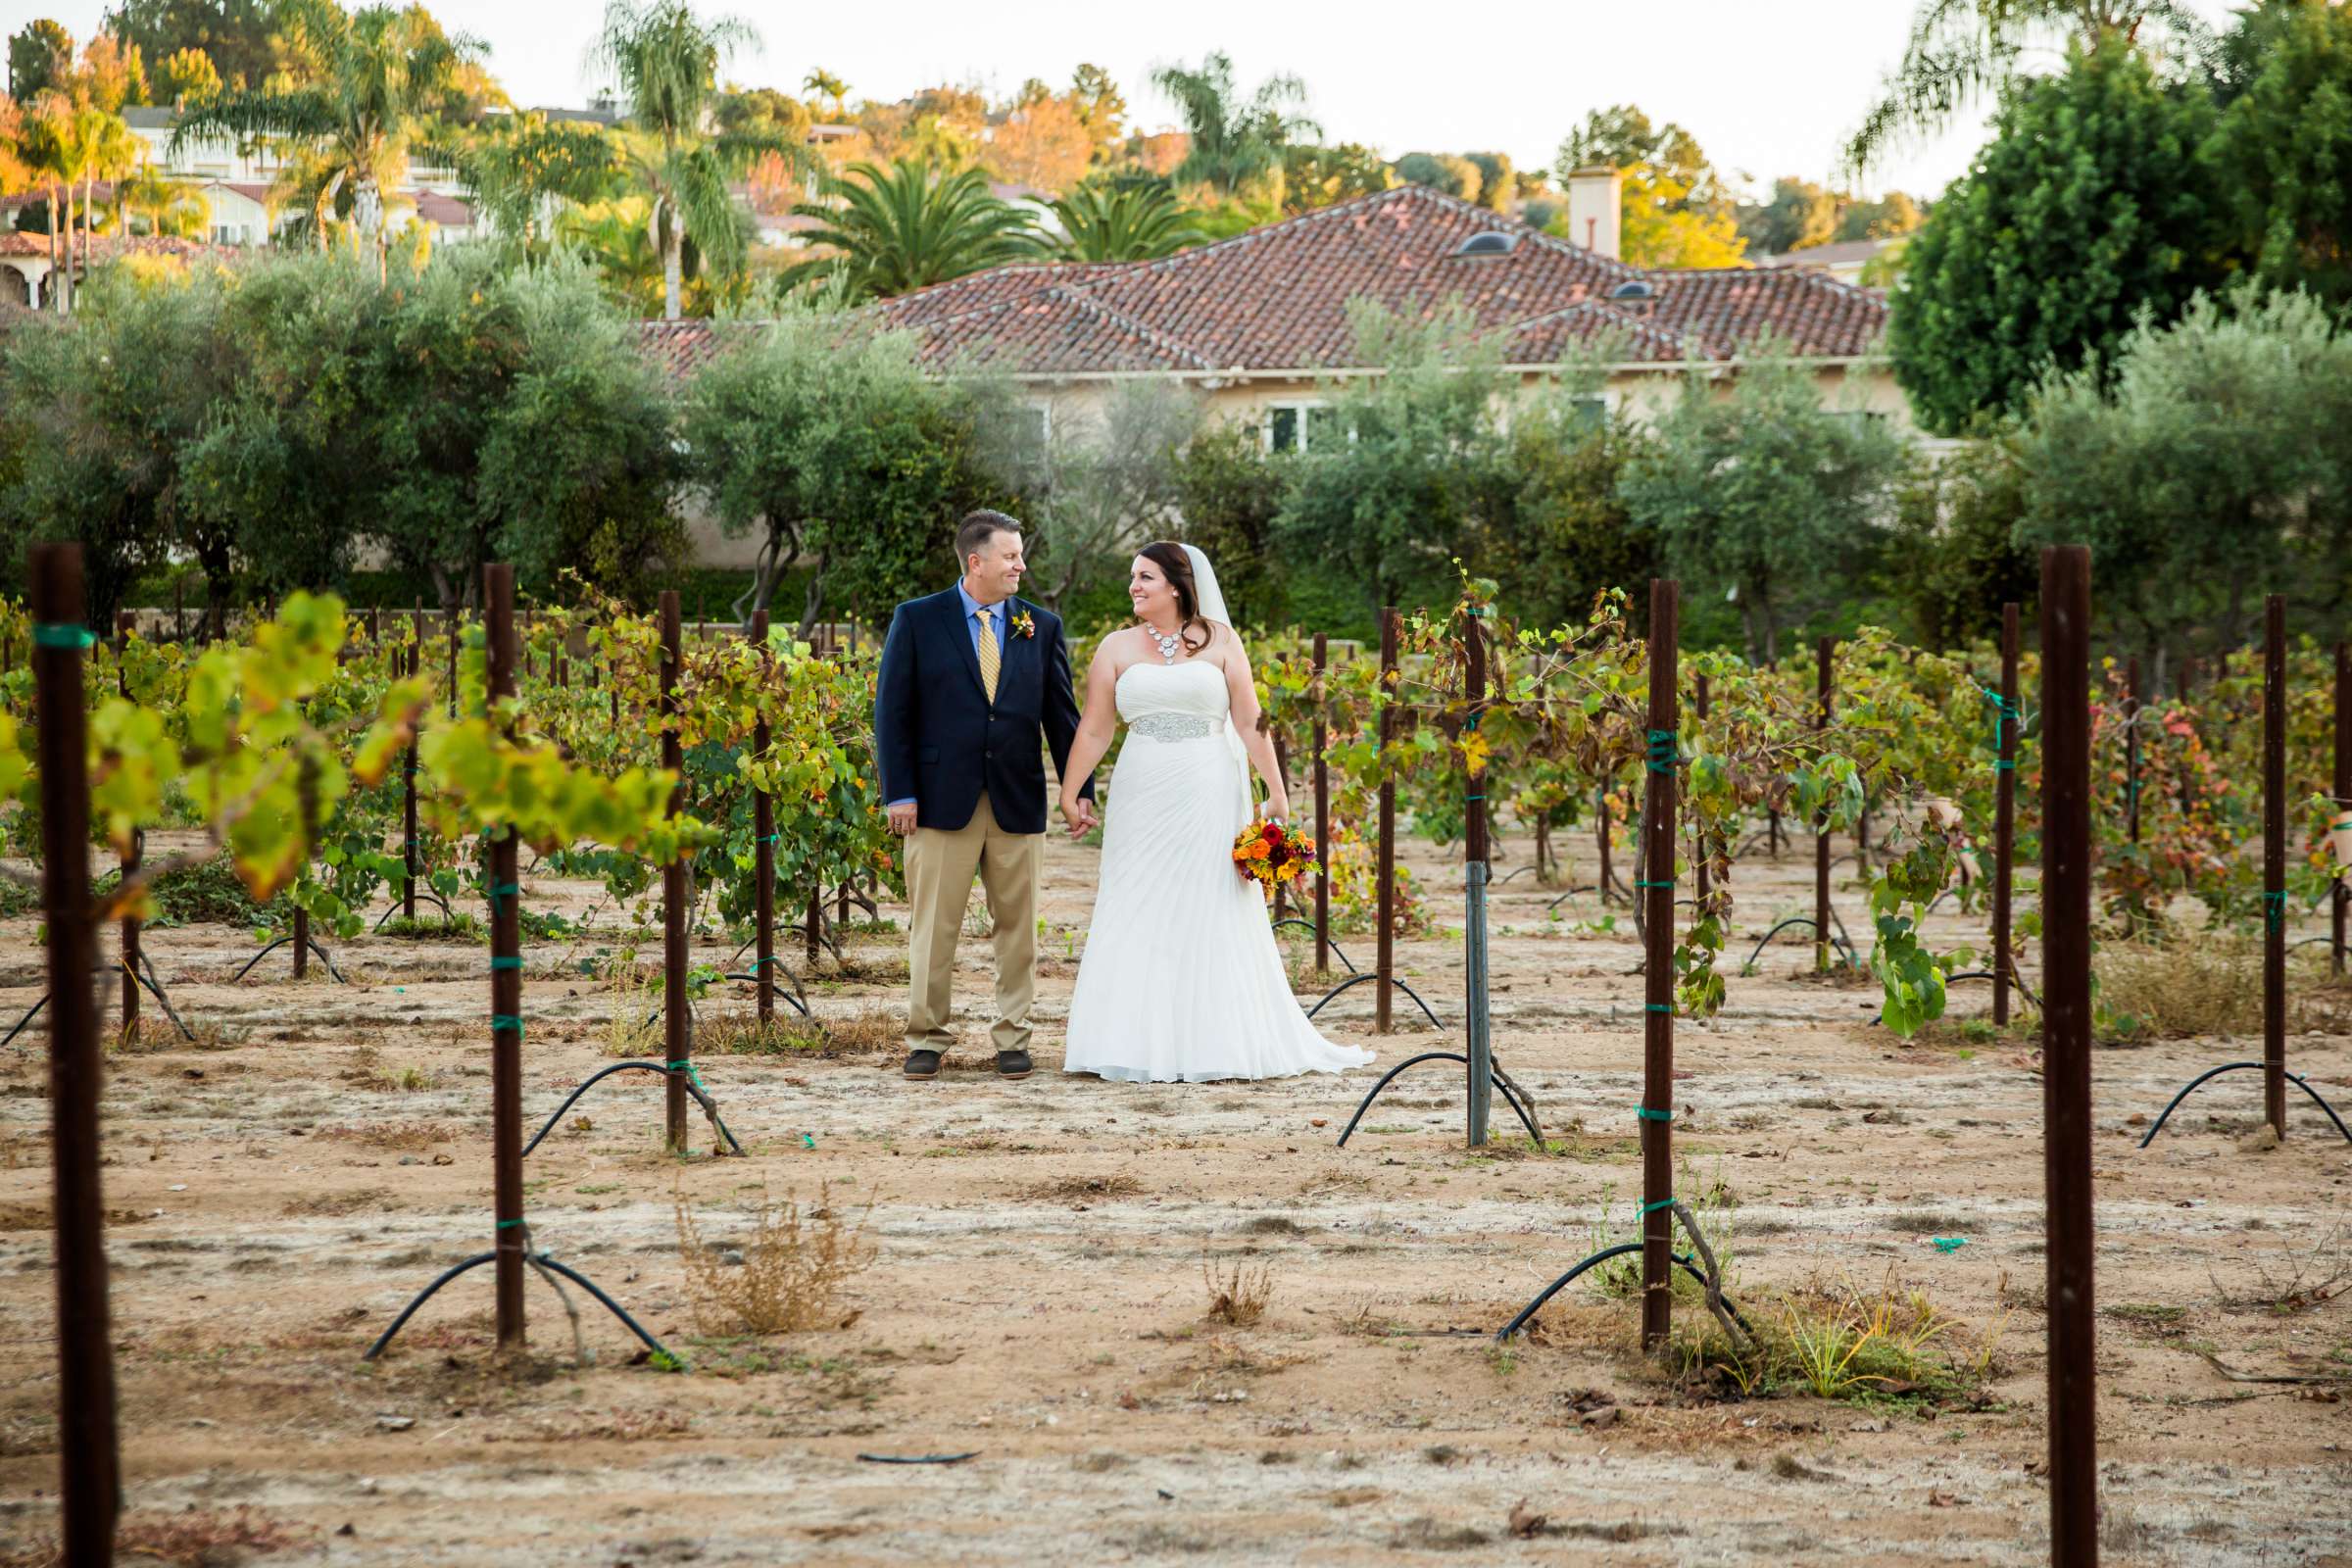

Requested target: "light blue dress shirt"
[{"left": 887, "top": 586, "right": 1010, "bottom": 808}]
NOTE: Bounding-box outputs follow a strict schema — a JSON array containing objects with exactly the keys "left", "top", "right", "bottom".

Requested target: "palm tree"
[
  {"left": 1150, "top": 52, "right": 1319, "bottom": 200},
  {"left": 781, "top": 158, "right": 1036, "bottom": 301},
  {"left": 454, "top": 112, "right": 621, "bottom": 253},
  {"left": 117, "top": 152, "right": 208, "bottom": 237},
  {"left": 1041, "top": 182, "right": 1203, "bottom": 262},
  {"left": 18, "top": 95, "right": 75, "bottom": 310},
  {"left": 1844, "top": 0, "right": 2213, "bottom": 172},
  {"left": 803, "top": 67, "right": 849, "bottom": 121},
  {"left": 68, "top": 102, "right": 141, "bottom": 270},
  {"left": 589, "top": 0, "right": 812, "bottom": 320},
  {"left": 171, "top": 0, "right": 481, "bottom": 265}
]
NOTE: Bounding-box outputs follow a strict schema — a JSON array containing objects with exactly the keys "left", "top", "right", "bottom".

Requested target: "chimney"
[{"left": 1566, "top": 165, "right": 1622, "bottom": 261}]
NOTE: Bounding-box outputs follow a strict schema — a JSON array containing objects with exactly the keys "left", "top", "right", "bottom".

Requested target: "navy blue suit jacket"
[{"left": 873, "top": 587, "right": 1092, "bottom": 835}]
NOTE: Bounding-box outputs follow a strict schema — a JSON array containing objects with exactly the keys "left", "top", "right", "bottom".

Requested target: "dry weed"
[
  {"left": 0, "top": 1507, "right": 316, "bottom": 1568},
  {"left": 2095, "top": 936, "right": 2260, "bottom": 1038},
  {"left": 1023, "top": 1173, "right": 1143, "bottom": 1201},
  {"left": 1202, "top": 1252, "right": 1275, "bottom": 1326},
  {"left": 280, "top": 1186, "right": 394, "bottom": 1219},
  {"left": 674, "top": 1179, "right": 875, "bottom": 1335},
  {"left": 313, "top": 1119, "right": 452, "bottom": 1151}
]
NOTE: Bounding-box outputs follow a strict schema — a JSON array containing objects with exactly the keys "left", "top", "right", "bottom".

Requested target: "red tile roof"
[{"left": 636, "top": 185, "right": 1888, "bottom": 379}]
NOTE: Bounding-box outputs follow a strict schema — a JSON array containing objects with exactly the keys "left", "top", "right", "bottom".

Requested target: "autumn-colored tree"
[
  {"left": 987, "top": 94, "right": 1091, "bottom": 194},
  {"left": 1280, "top": 141, "right": 1394, "bottom": 214}
]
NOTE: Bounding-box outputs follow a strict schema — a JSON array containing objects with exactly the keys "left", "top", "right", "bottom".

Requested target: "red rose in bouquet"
[{"left": 1234, "top": 818, "right": 1315, "bottom": 889}]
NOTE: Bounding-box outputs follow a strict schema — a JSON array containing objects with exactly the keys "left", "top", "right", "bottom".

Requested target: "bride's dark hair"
[{"left": 1139, "top": 541, "right": 1211, "bottom": 655}]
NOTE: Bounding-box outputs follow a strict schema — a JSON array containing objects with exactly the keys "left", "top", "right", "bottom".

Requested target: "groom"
[{"left": 875, "top": 512, "right": 1097, "bottom": 1081}]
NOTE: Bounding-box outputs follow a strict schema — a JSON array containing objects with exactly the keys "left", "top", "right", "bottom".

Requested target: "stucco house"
[{"left": 641, "top": 178, "right": 1899, "bottom": 568}]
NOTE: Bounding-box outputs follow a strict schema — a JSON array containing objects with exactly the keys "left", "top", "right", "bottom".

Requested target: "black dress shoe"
[
  {"left": 904, "top": 1049, "right": 942, "bottom": 1080},
  {"left": 996, "top": 1048, "right": 1033, "bottom": 1079}
]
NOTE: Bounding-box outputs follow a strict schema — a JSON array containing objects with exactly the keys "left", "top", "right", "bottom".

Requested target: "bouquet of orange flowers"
[{"left": 1233, "top": 817, "right": 1316, "bottom": 889}]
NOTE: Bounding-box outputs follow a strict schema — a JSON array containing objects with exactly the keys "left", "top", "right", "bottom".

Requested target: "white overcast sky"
[{"left": 16, "top": 0, "right": 2246, "bottom": 199}]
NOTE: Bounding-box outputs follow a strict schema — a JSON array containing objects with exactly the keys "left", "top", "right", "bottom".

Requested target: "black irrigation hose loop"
[
  {"left": 2286, "top": 936, "right": 2339, "bottom": 956},
  {"left": 718, "top": 974, "right": 813, "bottom": 1019},
  {"left": 1333, "top": 1050, "right": 1542, "bottom": 1150},
  {"left": 1495, "top": 1245, "right": 1753, "bottom": 1343},
  {"left": 372, "top": 889, "right": 457, "bottom": 933},
  {"left": 228, "top": 935, "right": 347, "bottom": 985},
  {"left": 1741, "top": 917, "right": 1856, "bottom": 972},
  {"left": 1544, "top": 885, "right": 1600, "bottom": 912},
  {"left": 520, "top": 1061, "right": 746, "bottom": 1158},
  {"left": 131, "top": 954, "right": 194, "bottom": 1043},
  {"left": 0, "top": 994, "right": 47, "bottom": 1050},
  {"left": 1270, "top": 917, "right": 1357, "bottom": 975},
  {"left": 362, "top": 1249, "right": 672, "bottom": 1363},
  {"left": 1305, "top": 970, "right": 1445, "bottom": 1031},
  {"left": 2136, "top": 1061, "right": 2352, "bottom": 1149}
]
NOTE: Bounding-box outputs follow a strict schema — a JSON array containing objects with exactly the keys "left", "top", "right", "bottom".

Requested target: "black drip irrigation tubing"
[
  {"left": 0, "top": 994, "right": 46, "bottom": 1051},
  {"left": 520, "top": 1060, "right": 746, "bottom": 1157},
  {"left": 373, "top": 890, "right": 458, "bottom": 932},
  {"left": 1741, "top": 917, "right": 1857, "bottom": 972},
  {"left": 1332, "top": 1050, "right": 1544, "bottom": 1150},
  {"left": 2136, "top": 1061, "right": 2352, "bottom": 1149},
  {"left": 1496, "top": 1244, "right": 1753, "bottom": 1343},
  {"left": 1305, "top": 970, "right": 1444, "bottom": 1031},
  {"left": 230, "top": 934, "right": 347, "bottom": 985},
  {"left": 1544, "top": 885, "right": 1601, "bottom": 912},
  {"left": 1270, "top": 917, "right": 1356, "bottom": 975},
  {"left": 2, "top": 959, "right": 193, "bottom": 1048},
  {"left": 717, "top": 971, "right": 813, "bottom": 1019},
  {"left": 362, "top": 1249, "right": 672, "bottom": 1363}
]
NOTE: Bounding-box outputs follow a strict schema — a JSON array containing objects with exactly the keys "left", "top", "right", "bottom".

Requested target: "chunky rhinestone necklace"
[{"left": 1146, "top": 622, "right": 1183, "bottom": 663}]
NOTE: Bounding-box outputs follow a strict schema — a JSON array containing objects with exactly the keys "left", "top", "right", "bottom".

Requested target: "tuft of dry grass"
[
  {"left": 1202, "top": 1251, "right": 1275, "bottom": 1326},
  {"left": 0, "top": 1507, "right": 315, "bottom": 1568},
  {"left": 2095, "top": 935, "right": 2261, "bottom": 1039},
  {"left": 313, "top": 1119, "right": 452, "bottom": 1152},
  {"left": 359, "top": 1062, "right": 441, "bottom": 1093},
  {"left": 1023, "top": 1173, "right": 1144, "bottom": 1202},
  {"left": 281, "top": 1185, "right": 395, "bottom": 1219},
  {"left": 674, "top": 1179, "right": 875, "bottom": 1336}
]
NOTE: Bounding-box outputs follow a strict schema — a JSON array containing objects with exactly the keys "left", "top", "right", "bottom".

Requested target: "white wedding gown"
[{"left": 1062, "top": 660, "right": 1377, "bottom": 1083}]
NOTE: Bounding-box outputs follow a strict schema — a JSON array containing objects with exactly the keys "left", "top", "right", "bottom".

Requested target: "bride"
[{"left": 1057, "top": 542, "right": 1376, "bottom": 1083}]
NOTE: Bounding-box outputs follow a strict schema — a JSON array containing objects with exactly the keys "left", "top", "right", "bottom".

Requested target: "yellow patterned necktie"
[{"left": 976, "top": 608, "right": 1001, "bottom": 704}]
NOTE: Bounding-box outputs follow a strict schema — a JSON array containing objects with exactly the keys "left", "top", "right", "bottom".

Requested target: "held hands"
[{"left": 1060, "top": 794, "right": 1099, "bottom": 839}]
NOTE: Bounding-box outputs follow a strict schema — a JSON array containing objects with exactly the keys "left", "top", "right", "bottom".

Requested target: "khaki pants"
[{"left": 905, "top": 793, "right": 1040, "bottom": 1055}]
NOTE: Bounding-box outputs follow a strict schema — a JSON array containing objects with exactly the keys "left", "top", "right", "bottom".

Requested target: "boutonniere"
[{"left": 1012, "top": 610, "right": 1037, "bottom": 640}]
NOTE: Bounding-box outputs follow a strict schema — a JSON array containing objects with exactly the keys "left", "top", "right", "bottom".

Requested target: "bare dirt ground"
[{"left": 1, "top": 823, "right": 2349, "bottom": 1567}]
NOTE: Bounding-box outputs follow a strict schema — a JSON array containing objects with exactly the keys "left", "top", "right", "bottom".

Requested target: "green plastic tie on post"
[
  {"left": 1635, "top": 1105, "right": 1673, "bottom": 1122},
  {"left": 2263, "top": 889, "right": 2287, "bottom": 934},
  {"left": 33, "top": 623, "right": 95, "bottom": 649},
  {"left": 490, "top": 1013, "right": 524, "bottom": 1034},
  {"left": 486, "top": 881, "right": 520, "bottom": 911},
  {"left": 1634, "top": 878, "right": 1673, "bottom": 889},
  {"left": 1644, "top": 728, "right": 1678, "bottom": 773},
  {"left": 496, "top": 1217, "right": 525, "bottom": 1231},
  {"left": 1638, "top": 1197, "right": 1677, "bottom": 1217},
  {"left": 489, "top": 956, "right": 522, "bottom": 971},
  {"left": 801, "top": 1133, "right": 815, "bottom": 1150},
  {"left": 756, "top": 833, "right": 782, "bottom": 844},
  {"left": 665, "top": 1058, "right": 708, "bottom": 1094}
]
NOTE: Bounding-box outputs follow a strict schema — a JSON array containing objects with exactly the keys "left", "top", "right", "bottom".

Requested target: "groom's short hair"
[{"left": 957, "top": 511, "right": 1021, "bottom": 567}]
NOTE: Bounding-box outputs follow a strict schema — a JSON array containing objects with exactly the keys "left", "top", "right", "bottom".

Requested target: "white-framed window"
[
  {"left": 1264, "top": 400, "right": 1338, "bottom": 454},
  {"left": 1023, "top": 403, "right": 1052, "bottom": 447}
]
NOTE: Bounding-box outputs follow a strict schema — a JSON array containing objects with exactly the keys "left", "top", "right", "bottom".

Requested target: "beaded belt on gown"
[{"left": 1126, "top": 712, "right": 1218, "bottom": 741}]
